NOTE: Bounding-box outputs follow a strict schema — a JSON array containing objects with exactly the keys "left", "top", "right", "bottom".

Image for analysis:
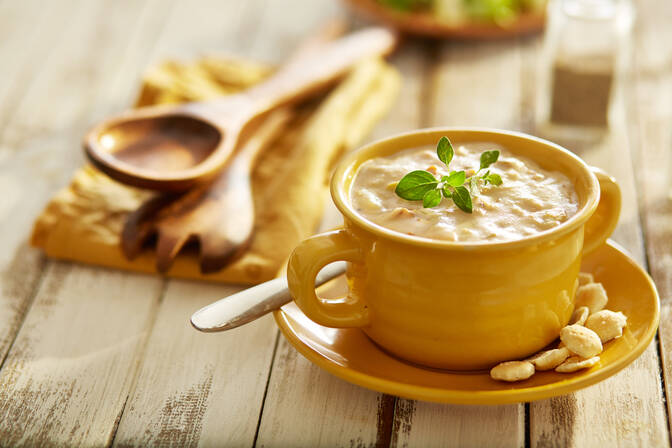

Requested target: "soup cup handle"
[
  {"left": 287, "top": 229, "right": 369, "bottom": 328},
  {"left": 583, "top": 168, "right": 621, "bottom": 255}
]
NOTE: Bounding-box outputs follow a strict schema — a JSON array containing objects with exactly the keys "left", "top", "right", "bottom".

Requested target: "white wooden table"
[{"left": 0, "top": 0, "right": 671, "bottom": 446}]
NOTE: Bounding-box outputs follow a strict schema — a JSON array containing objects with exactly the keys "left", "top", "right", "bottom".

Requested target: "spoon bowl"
[
  {"left": 101, "top": 115, "right": 222, "bottom": 172},
  {"left": 85, "top": 99, "right": 244, "bottom": 191}
]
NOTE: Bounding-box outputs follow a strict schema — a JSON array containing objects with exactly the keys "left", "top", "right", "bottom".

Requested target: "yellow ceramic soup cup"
[{"left": 287, "top": 128, "right": 621, "bottom": 370}]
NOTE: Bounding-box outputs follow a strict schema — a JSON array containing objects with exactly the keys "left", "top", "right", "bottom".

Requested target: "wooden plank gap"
[
  {"left": 376, "top": 394, "right": 397, "bottom": 448},
  {"left": 252, "top": 329, "right": 281, "bottom": 448},
  {"left": 107, "top": 278, "right": 169, "bottom": 447},
  {"left": 623, "top": 52, "right": 653, "bottom": 275},
  {"left": 0, "top": 253, "right": 47, "bottom": 373},
  {"left": 525, "top": 402, "right": 531, "bottom": 448},
  {"left": 109, "top": 391, "right": 132, "bottom": 448},
  {"left": 655, "top": 333, "right": 672, "bottom": 448}
]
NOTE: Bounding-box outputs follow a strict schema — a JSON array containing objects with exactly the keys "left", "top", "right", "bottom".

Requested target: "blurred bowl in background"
[{"left": 343, "top": 0, "right": 546, "bottom": 39}]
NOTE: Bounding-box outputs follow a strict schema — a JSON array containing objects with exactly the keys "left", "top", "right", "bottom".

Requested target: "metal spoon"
[{"left": 190, "top": 262, "right": 346, "bottom": 332}]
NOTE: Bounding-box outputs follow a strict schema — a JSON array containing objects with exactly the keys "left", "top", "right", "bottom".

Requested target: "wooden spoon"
[
  {"left": 84, "top": 27, "right": 397, "bottom": 192},
  {"left": 121, "top": 22, "right": 352, "bottom": 273},
  {"left": 122, "top": 110, "right": 291, "bottom": 273}
]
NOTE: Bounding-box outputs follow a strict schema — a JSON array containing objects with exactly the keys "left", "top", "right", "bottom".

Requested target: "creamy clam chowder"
[{"left": 350, "top": 142, "right": 579, "bottom": 242}]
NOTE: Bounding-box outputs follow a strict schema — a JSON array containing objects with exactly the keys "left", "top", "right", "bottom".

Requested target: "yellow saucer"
[{"left": 274, "top": 241, "right": 660, "bottom": 404}]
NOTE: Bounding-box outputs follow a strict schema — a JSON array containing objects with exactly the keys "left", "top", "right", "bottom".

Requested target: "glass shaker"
[{"left": 536, "top": 0, "right": 634, "bottom": 140}]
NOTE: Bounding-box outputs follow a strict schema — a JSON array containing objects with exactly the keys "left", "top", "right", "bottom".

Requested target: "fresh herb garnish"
[{"left": 394, "top": 136, "right": 503, "bottom": 213}]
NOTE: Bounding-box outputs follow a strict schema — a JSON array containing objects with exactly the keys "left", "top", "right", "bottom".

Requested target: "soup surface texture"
[{"left": 350, "top": 142, "right": 579, "bottom": 242}]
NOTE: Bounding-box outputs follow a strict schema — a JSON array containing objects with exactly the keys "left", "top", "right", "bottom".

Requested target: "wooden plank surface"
[
  {"left": 0, "top": 0, "right": 171, "bottom": 363},
  {"left": 0, "top": 0, "right": 102, "bottom": 365},
  {"left": 529, "top": 0, "right": 670, "bottom": 442},
  {"left": 0, "top": 0, "right": 60, "bottom": 137},
  {"left": 113, "top": 283, "right": 277, "bottom": 447},
  {"left": 0, "top": 264, "right": 162, "bottom": 446}
]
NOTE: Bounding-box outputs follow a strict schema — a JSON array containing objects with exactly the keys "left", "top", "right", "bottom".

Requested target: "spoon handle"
[
  {"left": 190, "top": 261, "right": 346, "bottom": 332},
  {"left": 234, "top": 27, "right": 397, "bottom": 121}
]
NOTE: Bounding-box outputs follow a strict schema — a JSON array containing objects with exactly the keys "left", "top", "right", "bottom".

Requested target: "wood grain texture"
[
  {"left": 112, "top": 282, "right": 278, "bottom": 447},
  {"left": 0, "top": 0, "right": 168, "bottom": 363},
  {"left": 255, "top": 336, "right": 386, "bottom": 448},
  {"left": 431, "top": 39, "right": 525, "bottom": 131},
  {"left": 629, "top": 0, "right": 672, "bottom": 436},
  {"left": 392, "top": 401, "right": 524, "bottom": 448},
  {"left": 0, "top": 0, "right": 176, "bottom": 445},
  {"left": 0, "top": 0, "right": 98, "bottom": 363},
  {"left": 390, "top": 39, "right": 526, "bottom": 448},
  {"left": 530, "top": 0, "right": 670, "bottom": 441},
  {"left": 0, "top": 0, "right": 59, "bottom": 136},
  {"left": 0, "top": 263, "right": 163, "bottom": 446}
]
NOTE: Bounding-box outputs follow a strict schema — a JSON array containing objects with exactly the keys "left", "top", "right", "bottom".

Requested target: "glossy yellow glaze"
[
  {"left": 277, "top": 242, "right": 660, "bottom": 404},
  {"left": 286, "top": 128, "right": 621, "bottom": 370}
]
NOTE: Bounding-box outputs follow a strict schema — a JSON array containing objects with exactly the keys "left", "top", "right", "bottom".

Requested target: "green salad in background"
[{"left": 379, "top": 0, "right": 546, "bottom": 24}]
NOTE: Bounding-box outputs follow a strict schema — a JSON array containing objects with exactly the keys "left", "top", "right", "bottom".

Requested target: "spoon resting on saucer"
[{"left": 190, "top": 262, "right": 346, "bottom": 332}]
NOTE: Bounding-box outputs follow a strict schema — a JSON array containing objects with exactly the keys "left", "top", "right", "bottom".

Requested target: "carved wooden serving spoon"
[
  {"left": 121, "top": 22, "right": 382, "bottom": 273},
  {"left": 121, "top": 110, "right": 291, "bottom": 273},
  {"left": 84, "top": 27, "right": 397, "bottom": 192}
]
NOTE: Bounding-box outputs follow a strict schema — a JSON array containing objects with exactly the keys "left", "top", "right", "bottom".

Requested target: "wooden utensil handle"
[{"left": 237, "top": 27, "right": 396, "bottom": 121}]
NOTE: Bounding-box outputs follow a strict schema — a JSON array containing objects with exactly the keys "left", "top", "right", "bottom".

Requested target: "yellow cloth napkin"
[{"left": 31, "top": 56, "right": 400, "bottom": 284}]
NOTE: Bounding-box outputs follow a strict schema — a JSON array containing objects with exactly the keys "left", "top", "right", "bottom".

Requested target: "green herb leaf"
[
  {"left": 452, "top": 186, "right": 473, "bottom": 213},
  {"left": 436, "top": 136, "right": 454, "bottom": 166},
  {"left": 486, "top": 173, "right": 503, "bottom": 186},
  {"left": 395, "top": 170, "right": 438, "bottom": 200},
  {"left": 443, "top": 170, "right": 466, "bottom": 187},
  {"left": 423, "top": 189, "right": 442, "bottom": 208},
  {"left": 393, "top": 137, "right": 503, "bottom": 212},
  {"left": 442, "top": 186, "right": 452, "bottom": 198},
  {"left": 479, "top": 150, "right": 500, "bottom": 170}
]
